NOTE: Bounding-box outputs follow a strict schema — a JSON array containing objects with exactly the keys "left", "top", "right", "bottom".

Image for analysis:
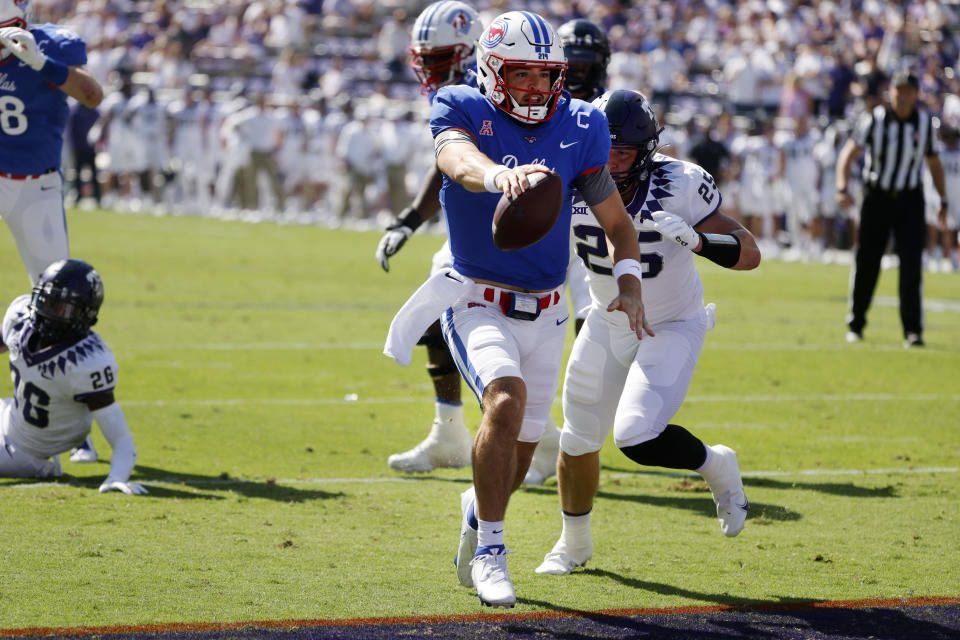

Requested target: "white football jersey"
[
  {"left": 571, "top": 154, "right": 718, "bottom": 326},
  {"left": 2, "top": 296, "right": 119, "bottom": 459},
  {"left": 781, "top": 132, "right": 818, "bottom": 190},
  {"left": 940, "top": 147, "right": 960, "bottom": 224}
]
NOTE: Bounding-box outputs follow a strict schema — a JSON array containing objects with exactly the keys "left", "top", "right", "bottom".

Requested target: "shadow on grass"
[
  {"left": 1, "top": 464, "right": 345, "bottom": 502},
  {"left": 132, "top": 464, "right": 346, "bottom": 502},
  {"left": 599, "top": 464, "right": 901, "bottom": 498}
]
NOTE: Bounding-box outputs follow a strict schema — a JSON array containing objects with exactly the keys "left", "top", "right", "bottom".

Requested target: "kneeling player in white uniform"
[
  {"left": 537, "top": 91, "right": 761, "bottom": 576},
  {"left": 0, "top": 259, "right": 146, "bottom": 495}
]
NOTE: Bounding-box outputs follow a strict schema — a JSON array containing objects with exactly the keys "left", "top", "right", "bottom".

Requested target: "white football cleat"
[
  {"left": 705, "top": 444, "right": 749, "bottom": 537},
  {"left": 69, "top": 436, "right": 98, "bottom": 463},
  {"left": 455, "top": 486, "right": 478, "bottom": 587},
  {"left": 535, "top": 539, "right": 593, "bottom": 575},
  {"left": 388, "top": 419, "right": 472, "bottom": 473},
  {"left": 471, "top": 546, "right": 515, "bottom": 608},
  {"left": 523, "top": 421, "right": 560, "bottom": 486}
]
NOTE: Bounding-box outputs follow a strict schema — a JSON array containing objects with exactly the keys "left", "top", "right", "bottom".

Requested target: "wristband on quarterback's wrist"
[
  {"left": 483, "top": 164, "right": 509, "bottom": 193},
  {"left": 612, "top": 258, "right": 643, "bottom": 282}
]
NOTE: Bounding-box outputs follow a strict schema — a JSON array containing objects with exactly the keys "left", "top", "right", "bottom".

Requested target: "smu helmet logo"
[
  {"left": 448, "top": 10, "right": 470, "bottom": 34},
  {"left": 482, "top": 19, "right": 507, "bottom": 47}
]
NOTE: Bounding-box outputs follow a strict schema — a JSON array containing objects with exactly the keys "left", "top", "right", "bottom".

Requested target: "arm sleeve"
[
  {"left": 93, "top": 403, "right": 137, "bottom": 482},
  {"left": 570, "top": 166, "right": 617, "bottom": 206}
]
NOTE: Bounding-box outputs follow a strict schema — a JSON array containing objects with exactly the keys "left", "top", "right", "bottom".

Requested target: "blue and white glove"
[
  {"left": 99, "top": 477, "right": 149, "bottom": 495},
  {"left": 0, "top": 27, "right": 47, "bottom": 71},
  {"left": 646, "top": 210, "right": 699, "bottom": 251}
]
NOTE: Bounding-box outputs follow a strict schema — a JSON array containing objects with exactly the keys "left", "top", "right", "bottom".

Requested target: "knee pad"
[{"left": 559, "top": 427, "right": 602, "bottom": 457}]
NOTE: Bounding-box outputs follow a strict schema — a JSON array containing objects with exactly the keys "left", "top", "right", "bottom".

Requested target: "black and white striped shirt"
[{"left": 854, "top": 105, "right": 937, "bottom": 193}]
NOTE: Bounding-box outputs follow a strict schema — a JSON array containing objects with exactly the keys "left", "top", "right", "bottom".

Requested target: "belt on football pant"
[
  {"left": 482, "top": 286, "right": 562, "bottom": 316},
  {"left": 0, "top": 167, "right": 57, "bottom": 180}
]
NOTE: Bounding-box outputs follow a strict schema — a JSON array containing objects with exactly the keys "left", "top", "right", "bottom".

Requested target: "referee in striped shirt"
[{"left": 836, "top": 71, "right": 947, "bottom": 347}]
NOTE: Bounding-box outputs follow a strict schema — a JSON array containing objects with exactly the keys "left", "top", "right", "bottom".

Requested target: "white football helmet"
[
  {"left": 0, "top": 0, "right": 30, "bottom": 28},
  {"left": 476, "top": 11, "right": 567, "bottom": 124},
  {"left": 409, "top": 1, "right": 483, "bottom": 95}
]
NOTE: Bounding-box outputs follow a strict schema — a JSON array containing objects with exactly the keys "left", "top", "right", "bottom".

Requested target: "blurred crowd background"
[{"left": 36, "top": 0, "right": 960, "bottom": 269}]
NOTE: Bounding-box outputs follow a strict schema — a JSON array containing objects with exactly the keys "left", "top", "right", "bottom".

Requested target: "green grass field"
[{"left": 0, "top": 209, "right": 957, "bottom": 630}]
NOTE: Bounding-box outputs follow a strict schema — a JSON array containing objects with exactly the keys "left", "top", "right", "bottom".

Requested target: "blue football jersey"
[
  {"left": 0, "top": 23, "right": 87, "bottom": 174},
  {"left": 430, "top": 86, "right": 610, "bottom": 290}
]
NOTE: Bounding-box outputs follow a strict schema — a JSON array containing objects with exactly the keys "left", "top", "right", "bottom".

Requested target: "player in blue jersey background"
[
  {"left": 0, "top": 0, "right": 103, "bottom": 284},
  {"left": 0, "top": 0, "right": 104, "bottom": 463},
  {"left": 428, "top": 11, "right": 652, "bottom": 608},
  {"left": 376, "top": 1, "right": 484, "bottom": 477}
]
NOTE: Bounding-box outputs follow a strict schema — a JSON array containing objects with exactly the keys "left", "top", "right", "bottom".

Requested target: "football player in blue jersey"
[
  {"left": 424, "top": 11, "right": 651, "bottom": 608},
  {"left": 0, "top": 0, "right": 105, "bottom": 465},
  {"left": 534, "top": 90, "right": 760, "bottom": 577},
  {"left": 376, "top": 1, "right": 482, "bottom": 475}
]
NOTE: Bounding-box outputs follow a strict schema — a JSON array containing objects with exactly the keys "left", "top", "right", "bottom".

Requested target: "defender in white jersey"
[
  {"left": 0, "top": 259, "right": 145, "bottom": 494},
  {"left": 778, "top": 117, "right": 821, "bottom": 258},
  {"left": 536, "top": 90, "right": 760, "bottom": 576},
  {"left": 934, "top": 125, "right": 960, "bottom": 271}
]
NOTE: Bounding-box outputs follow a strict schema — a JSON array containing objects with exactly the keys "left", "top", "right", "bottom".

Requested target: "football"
[{"left": 492, "top": 171, "right": 564, "bottom": 251}]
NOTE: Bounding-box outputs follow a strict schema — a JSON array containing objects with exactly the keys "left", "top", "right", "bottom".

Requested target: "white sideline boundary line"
[
  {"left": 120, "top": 392, "right": 960, "bottom": 407},
  {"left": 4, "top": 466, "right": 958, "bottom": 490}
]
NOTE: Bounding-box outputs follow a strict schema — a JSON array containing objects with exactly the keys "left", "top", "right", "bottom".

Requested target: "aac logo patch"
[{"left": 479, "top": 120, "right": 493, "bottom": 136}]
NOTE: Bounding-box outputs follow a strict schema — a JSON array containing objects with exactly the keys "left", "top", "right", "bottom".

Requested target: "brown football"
[{"left": 492, "top": 171, "right": 564, "bottom": 251}]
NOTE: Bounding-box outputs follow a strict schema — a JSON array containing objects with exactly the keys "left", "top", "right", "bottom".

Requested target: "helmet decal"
[{"left": 482, "top": 19, "right": 507, "bottom": 48}]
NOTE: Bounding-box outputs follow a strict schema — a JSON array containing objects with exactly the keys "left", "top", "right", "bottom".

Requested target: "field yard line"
[
  {"left": 119, "top": 392, "right": 960, "bottom": 407},
  {"left": 5, "top": 466, "right": 957, "bottom": 490}
]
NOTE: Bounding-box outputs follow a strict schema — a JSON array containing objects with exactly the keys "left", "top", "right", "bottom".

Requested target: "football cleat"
[
  {"left": 455, "top": 486, "right": 478, "bottom": 587},
  {"left": 845, "top": 330, "right": 863, "bottom": 343},
  {"left": 903, "top": 333, "right": 924, "bottom": 348},
  {"left": 387, "top": 419, "right": 472, "bottom": 473},
  {"left": 535, "top": 539, "right": 592, "bottom": 575},
  {"left": 522, "top": 421, "right": 560, "bottom": 486},
  {"left": 69, "top": 436, "right": 98, "bottom": 463},
  {"left": 705, "top": 445, "right": 749, "bottom": 537},
  {"left": 471, "top": 545, "right": 515, "bottom": 608}
]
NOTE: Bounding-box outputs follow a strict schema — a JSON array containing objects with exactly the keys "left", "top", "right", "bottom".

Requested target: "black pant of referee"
[{"left": 848, "top": 187, "right": 926, "bottom": 341}]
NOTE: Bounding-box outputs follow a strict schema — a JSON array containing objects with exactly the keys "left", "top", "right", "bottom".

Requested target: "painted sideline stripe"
[
  {"left": 4, "top": 466, "right": 957, "bottom": 490},
  {"left": 2, "top": 596, "right": 958, "bottom": 637},
  {"left": 119, "top": 392, "right": 960, "bottom": 408}
]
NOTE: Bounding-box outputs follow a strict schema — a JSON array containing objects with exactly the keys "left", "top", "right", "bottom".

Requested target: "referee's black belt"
[{"left": 864, "top": 185, "right": 921, "bottom": 199}]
